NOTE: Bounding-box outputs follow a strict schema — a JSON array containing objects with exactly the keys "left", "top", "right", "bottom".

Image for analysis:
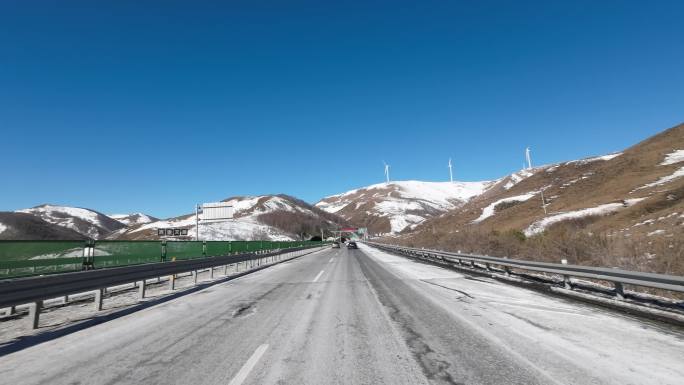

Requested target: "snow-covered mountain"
[
  {"left": 16, "top": 204, "right": 126, "bottom": 239},
  {"left": 0, "top": 212, "right": 86, "bottom": 240},
  {"left": 316, "top": 180, "right": 494, "bottom": 234},
  {"left": 115, "top": 194, "right": 344, "bottom": 241},
  {"left": 109, "top": 213, "right": 158, "bottom": 226}
]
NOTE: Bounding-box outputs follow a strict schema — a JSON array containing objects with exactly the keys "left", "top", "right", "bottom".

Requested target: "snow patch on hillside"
[
  {"left": 503, "top": 169, "right": 535, "bottom": 190},
  {"left": 222, "top": 195, "right": 302, "bottom": 217},
  {"left": 661, "top": 149, "right": 684, "bottom": 166},
  {"left": 200, "top": 219, "right": 294, "bottom": 241},
  {"left": 0, "top": 223, "right": 7, "bottom": 234},
  {"left": 17, "top": 205, "right": 115, "bottom": 238},
  {"left": 19, "top": 205, "right": 101, "bottom": 224},
  {"left": 473, "top": 192, "right": 537, "bottom": 223},
  {"left": 317, "top": 180, "right": 493, "bottom": 233},
  {"left": 567, "top": 153, "right": 622, "bottom": 165},
  {"left": 110, "top": 213, "right": 156, "bottom": 226},
  {"left": 372, "top": 181, "right": 493, "bottom": 232},
  {"left": 633, "top": 167, "right": 684, "bottom": 191},
  {"left": 131, "top": 214, "right": 294, "bottom": 241},
  {"left": 524, "top": 198, "right": 646, "bottom": 236},
  {"left": 321, "top": 180, "right": 490, "bottom": 206},
  {"left": 127, "top": 195, "right": 316, "bottom": 241}
]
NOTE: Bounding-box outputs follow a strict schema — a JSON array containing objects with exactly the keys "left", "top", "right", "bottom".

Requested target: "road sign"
[
  {"left": 201, "top": 202, "right": 234, "bottom": 220},
  {"left": 158, "top": 228, "right": 189, "bottom": 237}
]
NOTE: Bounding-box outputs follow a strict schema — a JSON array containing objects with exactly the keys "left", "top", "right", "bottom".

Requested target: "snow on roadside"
[
  {"left": 661, "top": 149, "right": 684, "bottom": 166},
  {"left": 524, "top": 198, "right": 646, "bottom": 236},
  {"left": 359, "top": 243, "right": 684, "bottom": 385},
  {"left": 472, "top": 192, "right": 537, "bottom": 223}
]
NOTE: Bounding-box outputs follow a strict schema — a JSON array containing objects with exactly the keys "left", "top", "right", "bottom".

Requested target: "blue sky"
[{"left": 1, "top": 1, "right": 683, "bottom": 218}]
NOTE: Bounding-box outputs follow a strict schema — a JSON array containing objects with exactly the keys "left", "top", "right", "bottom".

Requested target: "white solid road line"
[
  {"left": 313, "top": 270, "right": 325, "bottom": 283},
  {"left": 228, "top": 344, "right": 269, "bottom": 385},
  {"left": 328, "top": 257, "right": 334, "bottom": 263}
]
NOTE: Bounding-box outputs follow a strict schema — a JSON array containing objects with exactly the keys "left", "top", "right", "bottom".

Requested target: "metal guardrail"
[
  {"left": 1, "top": 245, "right": 325, "bottom": 329},
  {"left": 366, "top": 242, "right": 684, "bottom": 296}
]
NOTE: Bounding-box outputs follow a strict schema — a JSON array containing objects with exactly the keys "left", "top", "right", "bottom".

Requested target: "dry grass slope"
[{"left": 393, "top": 123, "right": 684, "bottom": 277}]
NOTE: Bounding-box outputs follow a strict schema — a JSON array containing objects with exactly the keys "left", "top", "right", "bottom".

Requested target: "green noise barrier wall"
[{"left": 0, "top": 240, "right": 326, "bottom": 279}]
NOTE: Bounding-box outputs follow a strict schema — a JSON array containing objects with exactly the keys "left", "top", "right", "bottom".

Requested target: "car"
[
  {"left": 346, "top": 241, "right": 358, "bottom": 249},
  {"left": 332, "top": 241, "right": 341, "bottom": 248}
]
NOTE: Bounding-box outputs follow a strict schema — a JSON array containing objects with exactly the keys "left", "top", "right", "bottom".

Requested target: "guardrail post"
[
  {"left": 563, "top": 275, "right": 572, "bottom": 289},
  {"left": 138, "top": 280, "right": 146, "bottom": 299},
  {"left": 192, "top": 270, "right": 198, "bottom": 285},
  {"left": 94, "top": 288, "right": 104, "bottom": 311},
  {"left": 28, "top": 301, "right": 42, "bottom": 329},
  {"left": 224, "top": 264, "right": 229, "bottom": 275},
  {"left": 209, "top": 266, "right": 214, "bottom": 279},
  {"left": 169, "top": 274, "right": 176, "bottom": 290},
  {"left": 485, "top": 263, "right": 491, "bottom": 271},
  {"left": 614, "top": 282, "right": 625, "bottom": 300},
  {"left": 160, "top": 240, "right": 167, "bottom": 262}
]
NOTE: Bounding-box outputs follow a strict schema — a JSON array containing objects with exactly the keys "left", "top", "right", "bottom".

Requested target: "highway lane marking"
[
  {"left": 228, "top": 344, "right": 269, "bottom": 385},
  {"left": 329, "top": 257, "right": 334, "bottom": 263},
  {"left": 313, "top": 270, "right": 325, "bottom": 282}
]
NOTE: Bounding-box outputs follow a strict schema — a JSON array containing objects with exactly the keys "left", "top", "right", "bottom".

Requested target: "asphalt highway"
[{"left": 0, "top": 245, "right": 682, "bottom": 385}]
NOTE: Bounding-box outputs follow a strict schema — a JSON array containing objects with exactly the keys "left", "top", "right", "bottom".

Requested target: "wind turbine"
[
  {"left": 448, "top": 158, "right": 453, "bottom": 183},
  {"left": 383, "top": 161, "right": 390, "bottom": 183}
]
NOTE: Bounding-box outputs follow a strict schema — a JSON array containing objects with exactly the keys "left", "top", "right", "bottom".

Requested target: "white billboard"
[{"left": 201, "top": 202, "right": 234, "bottom": 220}]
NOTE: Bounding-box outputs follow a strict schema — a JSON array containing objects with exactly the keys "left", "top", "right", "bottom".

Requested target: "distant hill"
[
  {"left": 0, "top": 212, "right": 86, "bottom": 240},
  {"left": 16, "top": 205, "right": 126, "bottom": 239},
  {"left": 109, "top": 213, "right": 159, "bottom": 226},
  {"left": 316, "top": 180, "right": 493, "bottom": 234},
  {"left": 115, "top": 194, "right": 346, "bottom": 241}
]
